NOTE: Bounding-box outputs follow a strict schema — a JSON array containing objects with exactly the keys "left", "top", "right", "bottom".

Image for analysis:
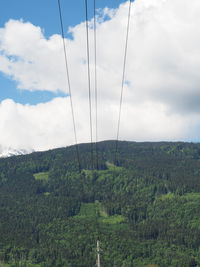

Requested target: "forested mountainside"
[{"left": 1, "top": 140, "right": 200, "bottom": 266}]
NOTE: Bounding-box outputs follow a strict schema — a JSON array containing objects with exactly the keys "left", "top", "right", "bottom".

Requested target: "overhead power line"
[
  {"left": 57, "top": 0, "right": 81, "bottom": 171},
  {"left": 84, "top": 0, "right": 94, "bottom": 170},
  {"left": 94, "top": 0, "right": 98, "bottom": 169},
  {"left": 115, "top": 0, "right": 133, "bottom": 164}
]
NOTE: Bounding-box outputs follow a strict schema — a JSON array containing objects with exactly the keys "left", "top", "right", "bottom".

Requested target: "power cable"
[
  {"left": 57, "top": 0, "right": 81, "bottom": 171},
  {"left": 115, "top": 0, "right": 132, "bottom": 165},
  {"left": 84, "top": 0, "right": 94, "bottom": 170},
  {"left": 94, "top": 0, "right": 98, "bottom": 169}
]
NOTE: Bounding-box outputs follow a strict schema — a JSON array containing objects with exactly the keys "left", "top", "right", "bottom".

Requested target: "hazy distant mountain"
[{"left": 0, "top": 145, "right": 34, "bottom": 158}]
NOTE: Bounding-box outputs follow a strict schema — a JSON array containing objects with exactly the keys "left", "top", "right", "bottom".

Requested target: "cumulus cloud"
[{"left": 0, "top": 0, "right": 200, "bottom": 151}]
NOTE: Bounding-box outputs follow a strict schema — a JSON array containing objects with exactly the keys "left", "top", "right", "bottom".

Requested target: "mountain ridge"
[{"left": 0, "top": 140, "right": 200, "bottom": 266}]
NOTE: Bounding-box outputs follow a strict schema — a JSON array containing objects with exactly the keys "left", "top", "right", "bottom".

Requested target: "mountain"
[
  {"left": 0, "top": 140, "right": 200, "bottom": 267},
  {"left": 0, "top": 145, "right": 34, "bottom": 158}
]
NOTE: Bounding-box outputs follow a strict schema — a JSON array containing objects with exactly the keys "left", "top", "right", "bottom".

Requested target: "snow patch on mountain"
[{"left": 0, "top": 146, "right": 34, "bottom": 158}]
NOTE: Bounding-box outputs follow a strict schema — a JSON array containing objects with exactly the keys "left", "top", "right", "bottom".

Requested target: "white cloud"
[
  {"left": 0, "top": 97, "right": 198, "bottom": 152},
  {"left": 0, "top": 0, "right": 200, "bottom": 151}
]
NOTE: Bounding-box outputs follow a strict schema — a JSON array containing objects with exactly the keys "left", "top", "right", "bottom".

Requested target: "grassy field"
[
  {"left": 33, "top": 172, "right": 49, "bottom": 181},
  {"left": 77, "top": 202, "right": 125, "bottom": 224}
]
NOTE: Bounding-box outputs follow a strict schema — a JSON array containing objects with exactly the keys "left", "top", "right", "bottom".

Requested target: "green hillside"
[{"left": 0, "top": 140, "right": 200, "bottom": 266}]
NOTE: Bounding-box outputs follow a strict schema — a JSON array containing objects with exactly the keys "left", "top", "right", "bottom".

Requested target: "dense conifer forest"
[{"left": 1, "top": 140, "right": 200, "bottom": 266}]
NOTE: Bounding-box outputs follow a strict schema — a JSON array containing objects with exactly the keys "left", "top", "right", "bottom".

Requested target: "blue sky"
[{"left": 0, "top": 0, "right": 126, "bottom": 105}]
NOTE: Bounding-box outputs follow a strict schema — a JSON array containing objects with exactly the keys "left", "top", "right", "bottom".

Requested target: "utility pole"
[{"left": 96, "top": 240, "right": 100, "bottom": 267}]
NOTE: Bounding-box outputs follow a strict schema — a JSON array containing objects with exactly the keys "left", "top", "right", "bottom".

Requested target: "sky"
[{"left": 0, "top": 0, "right": 200, "bottom": 152}]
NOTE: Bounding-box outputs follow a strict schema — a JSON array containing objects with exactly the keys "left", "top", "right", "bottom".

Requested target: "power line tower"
[{"left": 96, "top": 240, "right": 100, "bottom": 267}]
